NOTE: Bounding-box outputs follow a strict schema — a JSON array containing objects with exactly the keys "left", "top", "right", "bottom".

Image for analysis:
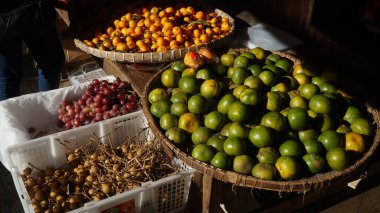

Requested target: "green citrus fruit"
[
  {"left": 160, "top": 113, "right": 178, "bottom": 130},
  {"left": 227, "top": 67, "right": 235, "bottom": 78},
  {"left": 266, "top": 54, "right": 281, "bottom": 63},
  {"left": 227, "top": 49, "right": 240, "bottom": 56},
  {"left": 259, "top": 70, "right": 276, "bottom": 87},
  {"left": 148, "top": 88, "right": 169, "bottom": 104},
  {"left": 192, "top": 127, "right": 214, "bottom": 145},
  {"left": 171, "top": 60, "right": 186, "bottom": 72},
  {"left": 271, "top": 82, "right": 289, "bottom": 93},
  {"left": 294, "top": 73, "right": 311, "bottom": 85},
  {"left": 248, "top": 64, "right": 262, "bottom": 77},
  {"left": 303, "top": 154, "right": 326, "bottom": 174},
  {"left": 275, "top": 58, "right": 293, "bottom": 73},
  {"left": 326, "top": 147, "right": 348, "bottom": 171},
  {"left": 161, "top": 69, "right": 180, "bottom": 88},
  {"left": 170, "top": 91, "right": 189, "bottom": 103},
  {"left": 249, "top": 125, "right": 274, "bottom": 148},
  {"left": 318, "top": 130, "right": 342, "bottom": 151},
  {"left": 211, "top": 152, "right": 232, "bottom": 169},
  {"left": 165, "top": 127, "right": 187, "bottom": 144},
  {"left": 240, "top": 52, "right": 256, "bottom": 60},
  {"left": 252, "top": 163, "right": 277, "bottom": 180},
  {"left": 196, "top": 68, "right": 214, "bottom": 80},
  {"left": 188, "top": 94, "right": 209, "bottom": 114},
  {"left": 298, "top": 83, "right": 320, "bottom": 100},
  {"left": 171, "top": 102, "right": 189, "bottom": 116},
  {"left": 239, "top": 88, "right": 259, "bottom": 106},
  {"left": 223, "top": 137, "right": 247, "bottom": 156},
  {"left": 228, "top": 123, "right": 249, "bottom": 139},
  {"left": 207, "top": 134, "right": 227, "bottom": 152},
  {"left": 178, "top": 113, "right": 201, "bottom": 133},
  {"left": 263, "top": 64, "right": 280, "bottom": 75},
  {"left": 290, "top": 96, "right": 308, "bottom": 110},
  {"left": 279, "top": 140, "right": 303, "bottom": 157},
  {"left": 212, "top": 62, "right": 228, "bottom": 76},
  {"left": 266, "top": 91, "right": 283, "bottom": 112},
  {"left": 288, "top": 90, "right": 300, "bottom": 99},
  {"left": 337, "top": 124, "right": 351, "bottom": 134},
  {"left": 232, "top": 85, "right": 249, "bottom": 98},
  {"left": 275, "top": 156, "right": 300, "bottom": 180},
  {"left": 256, "top": 147, "right": 279, "bottom": 164},
  {"left": 234, "top": 55, "right": 251, "bottom": 69},
  {"left": 311, "top": 76, "right": 325, "bottom": 87},
  {"left": 350, "top": 118, "right": 372, "bottom": 136},
  {"left": 343, "top": 106, "right": 361, "bottom": 124},
  {"left": 309, "top": 94, "right": 332, "bottom": 114},
  {"left": 150, "top": 99, "right": 171, "bottom": 118},
  {"left": 233, "top": 155, "right": 256, "bottom": 174},
  {"left": 217, "top": 94, "right": 237, "bottom": 114},
  {"left": 232, "top": 68, "right": 250, "bottom": 84},
  {"left": 244, "top": 76, "right": 262, "bottom": 91},
  {"left": 315, "top": 114, "right": 336, "bottom": 132},
  {"left": 221, "top": 54, "right": 236, "bottom": 67},
  {"left": 345, "top": 132, "right": 366, "bottom": 153},
  {"left": 228, "top": 101, "right": 249, "bottom": 123},
  {"left": 250, "top": 47, "right": 266, "bottom": 60},
  {"left": 287, "top": 107, "right": 309, "bottom": 130},
  {"left": 260, "top": 111, "right": 286, "bottom": 132},
  {"left": 200, "top": 79, "right": 221, "bottom": 99},
  {"left": 282, "top": 76, "right": 299, "bottom": 90},
  {"left": 205, "top": 111, "right": 226, "bottom": 131},
  {"left": 182, "top": 68, "right": 197, "bottom": 77},
  {"left": 319, "top": 82, "right": 337, "bottom": 93},
  {"left": 303, "top": 139, "right": 323, "bottom": 154},
  {"left": 192, "top": 144, "right": 215, "bottom": 163},
  {"left": 179, "top": 75, "right": 199, "bottom": 94},
  {"left": 220, "top": 123, "right": 232, "bottom": 137}
]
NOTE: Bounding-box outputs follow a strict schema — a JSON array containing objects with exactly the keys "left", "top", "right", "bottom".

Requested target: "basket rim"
[
  {"left": 73, "top": 8, "right": 235, "bottom": 63},
  {"left": 141, "top": 50, "right": 380, "bottom": 193}
]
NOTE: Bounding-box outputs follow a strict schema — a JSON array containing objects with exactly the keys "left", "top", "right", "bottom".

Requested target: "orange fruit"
[
  {"left": 161, "top": 69, "right": 180, "bottom": 88},
  {"left": 275, "top": 156, "right": 300, "bottom": 180},
  {"left": 227, "top": 101, "right": 249, "bottom": 123},
  {"left": 233, "top": 155, "right": 255, "bottom": 175},
  {"left": 178, "top": 113, "right": 201, "bottom": 133},
  {"left": 223, "top": 137, "right": 247, "bottom": 156},
  {"left": 211, "top": 152, "right": 232, "bottom": 169},
  {"left": 148, "top": 88, "right": 169, "bottom": 103},
  {"left": 252, "top": 163, "right": 277, "bottom": 180},
  {"left": 345, "top": 132, "right": 366, "bottom": 153},
  {"left": 326, "top": 147, "right": 348, "bottom": 171},
  {"left": 159, "top": 113, "right": 178, "bottom": 130},
  {"left": 200, "top": 79, "right": 221, "bottom": 99},
  {"left": 192, "top": 127, "right": 214, "bottom": 145},
  {"left": 192, "top": 144, "right": 215, "bottom": 163},
  {"left": 248, "top": 125, "right": 274, "bottom": 148},
  {"left": 204, "top": 111, "right": 226, "bottom": 131}
]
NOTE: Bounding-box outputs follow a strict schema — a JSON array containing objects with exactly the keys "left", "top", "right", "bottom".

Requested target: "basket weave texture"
[
  {"left": 74, "top": 9, "right": 234, "bottom": 63},
  {"left": 141, "top": 50, "right": 380, "bottom": 193}
]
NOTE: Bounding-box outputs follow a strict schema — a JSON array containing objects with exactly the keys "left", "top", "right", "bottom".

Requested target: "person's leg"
[
  {"left": 0, "top": 40, "right": 23, "bottom": 100},
  {"left": 24, "top": 27, "right": 65, "bottom": 92}
]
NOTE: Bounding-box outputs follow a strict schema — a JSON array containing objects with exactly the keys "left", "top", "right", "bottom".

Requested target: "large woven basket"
[
  {"left": 74, "top": 8, "right": 234, "bottom": 63},
  {"left": 141, "top": 50, "right": 380, "bottom": 193}
]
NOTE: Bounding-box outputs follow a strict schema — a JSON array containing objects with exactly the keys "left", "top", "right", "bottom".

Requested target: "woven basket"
[
  {"left": 141, "top": 50, "right": 380, "bottom": 193},
  {"left": 74, "top": 8, "right": 234, "bottom": 63}
]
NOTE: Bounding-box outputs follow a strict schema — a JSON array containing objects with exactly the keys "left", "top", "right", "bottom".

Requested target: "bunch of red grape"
[{"left": 58, "top": 78, "right": 138, "bottom": 129}]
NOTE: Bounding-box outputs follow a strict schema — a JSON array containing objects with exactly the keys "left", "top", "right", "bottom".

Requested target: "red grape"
[{"left": 92, "top": 79, "right": 100, "bottom": 85}]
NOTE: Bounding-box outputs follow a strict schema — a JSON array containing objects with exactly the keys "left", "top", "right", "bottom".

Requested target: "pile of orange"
[{"left": 82, "top": 5, "right": 232, "bottom": 53}]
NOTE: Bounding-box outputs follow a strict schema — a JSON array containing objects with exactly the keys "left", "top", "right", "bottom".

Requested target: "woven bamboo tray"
[
  {"left": 74, "top": 8, "right": 234, "bottom": 63},
  {"left": 141, "top": 50, "right": 380, "bottom": 193}
]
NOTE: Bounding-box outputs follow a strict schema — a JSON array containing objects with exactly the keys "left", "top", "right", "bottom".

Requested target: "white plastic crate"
[
  {"left": 5, "top": 110, "right": 193, "bottom": 213},
  {"left": 68, "top": 62, "right": 108, "bottom": 86}
]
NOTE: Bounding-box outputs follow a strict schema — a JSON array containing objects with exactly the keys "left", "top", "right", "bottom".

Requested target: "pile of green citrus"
[{"left": 148, "top": 47, "right": 374, "bottom": 180}]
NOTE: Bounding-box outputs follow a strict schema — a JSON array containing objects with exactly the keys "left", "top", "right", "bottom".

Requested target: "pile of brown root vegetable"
[{"left": 22, "top": 130, "right": 178, "bottom": 213}]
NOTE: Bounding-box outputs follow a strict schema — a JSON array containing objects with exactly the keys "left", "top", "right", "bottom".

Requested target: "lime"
[
  {"left": 188, "top": 94, "right": 209, "bottom": 114},
  {"left": 315, "top": 114, "right": 336, "bottom": 132},
  {"left": 250, "top": 47, "right": 267, "bottom": 60},
  {"left": 241, "top": 52, "right": 256, "bottom": 60},
  {"left": 252, "top": 163, "right": 277, "bottom": 180},
  {"left": 282, "top": 76, "right": 299, "bottom": 90},
  {"left": 337, "top": 124, "right": 351, "bottom": 134},
  {"left": 298, "top": 129, "right": 319, "bottom": 143},
  {"left": 165, "top": 127, "right": 187, "bottom": 144},
  {"left": 271, "top": 82, "right": 289, "bottom": 93},
  {"left": 318, "top": 130, "right": 342, "bottom": 151},
  {"left": 161, "top": 69, "right": 180, "bottom": 88},
  {"left": 211, "top": 152, "right": 232, "bottom": 169},
  {"left": 248, "top": 64, "right": 262, "bottom": 76},
  {"left": 196, "top": 68, "right": 214, "bottom": 80},
  {"left": 159, "top": 113, "right": 178, "bottom": 130},
  {"left": 260, "top": 111, "right": 286, "bottom": 132},
  {"left": 192, "top": 144, "right": 215, "bottom": 163},
  {"left": 200, "top": 79, "right": 221, "bottom": 99},
  {"left": 171, "top": 60, "right": 186, "bottom": 72},
  {"left": 221, "top": 54, "right": 236, "bottom": 67},
  {"left": 290, "top": 96, "right": 308, "bottom": 110},
  {"left": 275, "top": 156, "right": 300, "bottom": 180},
  {"left": 232, "top": 85, "right": 249, "bottom": 98},
  {"left": 239, "top": 88, "right": 259, "bottom": 106},
  {"left": 303, "top": 154, "right": 326, "bottom": 174},
  {"left": 279, "top": 140, "right": 303, "bottom": 157},
  {"left": 232, "top": 68, "right": 250, "bottom": 84},
  {"left": 227, "top": 67, "right": 235, "bottom": 78},
  {"left": 287, "top": 107, "right": 309, "bottom": 130},
  {"left": 256, "top": 147, "right": 279, "bottom": 164},
  {"left": 148, "top": 88, "right": 169, "bottom": 104},
  {"left": 319, "top": 82, "right": 337, "bottom": 93},
  {"left": 266, "top": 91, "right": 283, "bottom": 112},
  {"left": 150, "top": 99, "right": 171, "bottom": 118},
  {"left": 263, "top": 64, "right": 280, "bottom": 75},
  {"left": 171, "top": 102, "right": 189, "bottom": 116},
  {"left": 192, "top": 127, "right": 214, "bottom": 145},
  {"left": 275, "top": 58, "right": 293, "bottom": 73},
  {"left": 179, "top": 75, "right": 199, "bottom": 94},
  {"left": 223, "top": 137, "right": 247, "bottom": 156},
  {"left": 343, "top": 106, "right": 362, "bottom": 124},
  {"left": 326, "top": 147, "right": 348, "bottom": 171},
  {"left": 311, "top": 76, "right": 325, "bottom": 87},
  {"left": 309, "top": 94, "right": 332, "bottom": 114},
  {"left": 244, "top": 76, "right": 262, "bottom": 91},
  {"left": 234, "top": 55, "right": 251, "bottom": 69},
  {"left": 213, "top": 62, "right": 228, "bottom": 76},
  {"left": 345, "top": 132, "right": 366, "bottom": 153},
  {"left": 299, "top": 83, "right": 320, "bottom": 100},
  {"left": 220, "top": 123, "right": 232, "bottom": 137},
  {"left": 228, "top": 101, "right": 249, "bottom": 123},
  {"left": 228, "top": 123, "right": 249, "bottom": 139},
  {"left": 217, "top": 94, "right": 237, "bottom": 114},
  {"left": 170, "top": 91, "right": 189, "bottom": 103},
  {"left": 233, "top": 155, "right": 256, "bottom": 174},
  {"left": 249, "top": 125, "right": 274, "bottom": 148},
  {"left": 205, "top": 111, "right": 226, "bottom": 131},
  {"left": 207, "top": 134, "right": 227, "bottom": 152},
  {"left": 294, "top": 73, "right": 311, "bottom": 85},
  {"left": 266, "top": 54, "right": 281, "bottom": 63},
  {"left": 182, "top": 68, "right": 197, "bottom": 77},
  {"left": 303, "top": 139, "right": 323, "bottom": 154},
  {"left": 350, "top": 118, "right": 372, "bottom": 136},
  {"left": 259, "top": 70, "right": 276, "bottom": 87},
  {"left": 178, "top": 113, "right": 201, "bottom": 133}
]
